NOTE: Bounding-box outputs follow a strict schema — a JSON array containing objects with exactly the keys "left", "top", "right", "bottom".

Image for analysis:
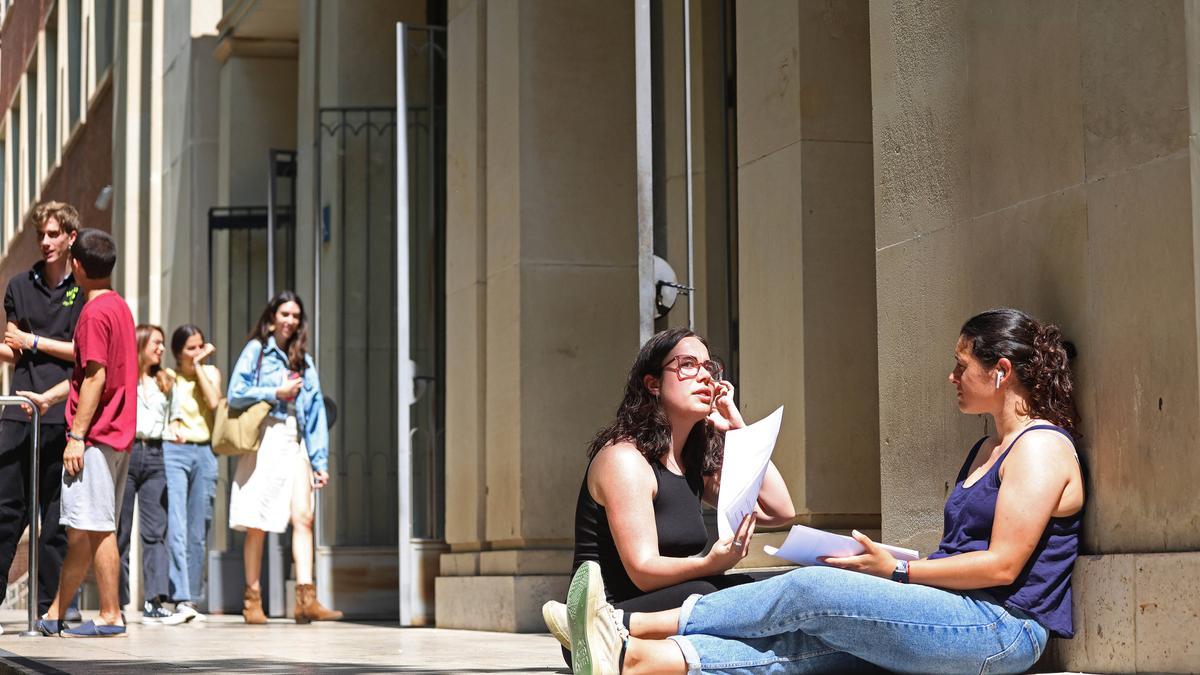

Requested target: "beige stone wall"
[
  {"left": 872, "top": 0, "right": 1200, "bottom": 669},
  {"left": 439, "top": 0, "right": 640, "bottom": 631},
  {"left": 735, "top": 0, "right": 879, "bottom": 529}
]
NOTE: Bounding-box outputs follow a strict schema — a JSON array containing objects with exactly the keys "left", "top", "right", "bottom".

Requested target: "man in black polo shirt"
[{"left": 0, "top": 201, "right": 83, "bottom": 619}]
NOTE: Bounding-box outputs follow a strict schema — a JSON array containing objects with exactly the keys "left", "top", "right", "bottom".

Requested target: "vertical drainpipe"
[
  {"left": 683, "top": 0, "right": 695, "bottom": 330},
  {"left": 635, "top": 0, "right": 654, "bottom": 344},
  {"left": 395, "top": 22, "right": 415, "bottom": 626}
]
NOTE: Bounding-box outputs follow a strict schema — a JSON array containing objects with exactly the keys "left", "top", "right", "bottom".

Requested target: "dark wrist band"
[
  {"left": 891, "top": 559, "right": 910, "bottom": 584},
  {"left": 66, "top": 431, "right": 84, "bottom": 442}
]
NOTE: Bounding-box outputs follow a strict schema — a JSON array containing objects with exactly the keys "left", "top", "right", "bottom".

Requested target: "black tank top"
[{"left": 572, "top": 457, "right": 709, "bottom": 603}]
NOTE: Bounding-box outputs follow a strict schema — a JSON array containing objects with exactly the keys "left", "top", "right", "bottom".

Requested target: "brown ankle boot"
[
  {"left": 294, "top": 583, "right": 343, "bottom": 624},
  {"left": 243, "top": 586, "right": 267, "bottom": 624}
]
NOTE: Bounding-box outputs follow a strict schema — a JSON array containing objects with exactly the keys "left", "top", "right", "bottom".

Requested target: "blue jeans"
[
  {"left": 117, "top": 440, "right": 169, "bottom": 605},
  {"left": 669, "top": 566, "right": 1048, "bottom": 674},
  {"left": 163, "top": 441, "right": 217, "bottom": 603}
]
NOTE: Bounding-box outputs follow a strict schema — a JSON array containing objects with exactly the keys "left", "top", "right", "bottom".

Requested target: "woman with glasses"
[{"left": 543, "top": 328, "right": 795, "bottom": 659}]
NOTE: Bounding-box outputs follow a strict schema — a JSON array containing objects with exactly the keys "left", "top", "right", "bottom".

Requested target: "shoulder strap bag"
[{"left": 212, "top": 344, "right": 272, "bottom": 456}]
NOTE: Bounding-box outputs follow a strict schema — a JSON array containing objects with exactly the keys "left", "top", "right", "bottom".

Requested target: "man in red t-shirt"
[{"left": 24, "top": 229, "right": 136, "bottom": 637}]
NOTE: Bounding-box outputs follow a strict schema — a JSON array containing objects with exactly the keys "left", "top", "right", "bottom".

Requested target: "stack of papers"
[
  {"left": 715, "top": 406, "right": 784, "bottom": 540},
  {"left": 763, "top": 524, "right": 919, "bottom": 567}
]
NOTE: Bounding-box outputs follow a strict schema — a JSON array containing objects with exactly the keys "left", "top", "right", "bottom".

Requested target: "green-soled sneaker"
[{"left": 567, "top": 561, "right": 626, "bottom": 675}]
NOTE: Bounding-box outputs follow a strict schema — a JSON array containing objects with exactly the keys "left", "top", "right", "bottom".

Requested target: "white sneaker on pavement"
[
  {"left": 173, "top": 601, "right": 205, "bottom": 623},
  {"left": 542, "top": 600, "right": 571, "bottom": 650}
]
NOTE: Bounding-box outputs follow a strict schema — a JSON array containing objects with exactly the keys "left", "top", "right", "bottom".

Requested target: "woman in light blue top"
[{"left": 226, "top": 290, "right": 340, "bottom": 625}]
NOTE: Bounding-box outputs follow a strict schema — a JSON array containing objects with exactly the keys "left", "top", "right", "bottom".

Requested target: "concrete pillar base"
[
  {"left": 435, "top": 574, "right": 569, "bottom": 633},
  {"left": 1048, "top": 551, "right": 1200, "bottom": 673}
]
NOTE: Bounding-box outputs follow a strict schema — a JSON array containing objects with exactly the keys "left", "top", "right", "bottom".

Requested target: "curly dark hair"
[
  {"left": 960, "top": 308, "right": 1080, "bottom": 435},
  {"left": 586, "top": 328, "right": 723, "bottom": 475}
]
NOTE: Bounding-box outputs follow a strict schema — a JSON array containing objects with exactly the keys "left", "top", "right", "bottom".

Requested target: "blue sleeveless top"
[{"left": 928, "top": 425, "right": 1081, "bottom": 638}]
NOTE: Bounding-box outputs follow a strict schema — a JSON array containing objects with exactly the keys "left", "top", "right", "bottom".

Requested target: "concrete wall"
[
  {"left": 735, "top": 0, "right": 879, "bottom": 529},
  {"left": 438, "top": 0, "right": 640, "bottom": 632},
  {"left": 871, "top": 1, "right": 1200, "bottom": 669}
]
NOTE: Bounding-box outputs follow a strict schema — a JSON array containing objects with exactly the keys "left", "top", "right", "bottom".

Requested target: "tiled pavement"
[{"left": 0, "top": 610, "right": 568, "bottom": 675}]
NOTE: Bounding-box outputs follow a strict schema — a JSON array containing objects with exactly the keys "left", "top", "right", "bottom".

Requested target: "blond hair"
[{"left": 30, "top": 201, "right": 80, "bottom": 234}]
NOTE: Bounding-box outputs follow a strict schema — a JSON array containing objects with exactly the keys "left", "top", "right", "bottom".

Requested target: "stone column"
[
  {"left": 871, "top": 1, "right": 1200, "bottom": 670},
  {"left": 734, "top": 0, "right": 879, "bottom": 541},
  {"left": 438, "top": 0, "right": 639, "bottom": 632}
]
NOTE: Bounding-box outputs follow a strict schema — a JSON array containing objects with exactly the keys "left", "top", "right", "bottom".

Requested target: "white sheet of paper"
[
  {"left": 716, "top": 405, "right": 784, "bottom": 540},
  {"left": 763, "top": 524, "right": 919, "bottom": 567}
]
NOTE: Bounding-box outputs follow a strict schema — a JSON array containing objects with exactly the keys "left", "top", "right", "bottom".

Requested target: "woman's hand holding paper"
[
  {"left": 823, "top": 529, "right": 898, "bottom": 579},
  {"left": 705, "top": 512, "right": 757, "bottom": 574}
]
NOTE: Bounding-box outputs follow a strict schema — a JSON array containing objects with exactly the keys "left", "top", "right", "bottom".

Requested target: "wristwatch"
[
  {"left": 66, "top": 431, "right": 84, "bottom": 442},
  {"left": 891, "top": 559, "right": 910, "bottom": 584}
]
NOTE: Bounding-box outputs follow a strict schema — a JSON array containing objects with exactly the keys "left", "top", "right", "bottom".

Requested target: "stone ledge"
[
  {"left": 435, "top": 574, "right": 569, "bottom": 633},
  {"left": 1047, "top": 551, "right": 1199, "bottom": 673}
]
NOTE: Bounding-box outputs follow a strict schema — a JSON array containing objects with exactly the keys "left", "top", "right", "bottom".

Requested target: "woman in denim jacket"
[{"left": 226, "top": 291, "right": 341, "bottom": 625}]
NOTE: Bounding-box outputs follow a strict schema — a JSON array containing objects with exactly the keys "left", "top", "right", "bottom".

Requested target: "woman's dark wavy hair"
[
  {"left": 249, "top": 290, "right": 310, "bottom": 373},
  {"left": 586, "top": 328, "right": 723, "bottom": 475},
  {"left": 960, "top": 308, "right": 1080, "bottom": 435}
]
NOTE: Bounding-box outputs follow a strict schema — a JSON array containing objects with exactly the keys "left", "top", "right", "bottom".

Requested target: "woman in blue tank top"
[
  {"left": 568, "top": 309, "right": 1084, "bottom": 675},
  {"left": 546, "top": 328, "right": 797, "bottom": 665}
]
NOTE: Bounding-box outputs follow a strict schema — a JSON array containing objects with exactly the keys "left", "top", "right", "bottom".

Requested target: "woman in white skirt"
[{"left": 226, "top": 291, "right": 341, "bottom": 624}]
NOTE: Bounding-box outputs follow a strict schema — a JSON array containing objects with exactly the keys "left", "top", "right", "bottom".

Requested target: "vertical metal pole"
[
  {"left": 683, "top": 0, "right": 696, "bottom": 330},
  {"left": 208, "top": 225, "right": 214, "bottom": 336},
  {"left": 395, "top": 22, "right": 415, "bottom": 626},
  {"left": 312, "top": 0, "right": 327, "bottom": 600},
  {"left": 635, "top": 0, "right": 655, "bottom": 345},
  {"left": 19, "top": 400, "right": 41, "bottom": 637},
  {"left": 267, "top": 151, "right": 278, "bottom": 298}
]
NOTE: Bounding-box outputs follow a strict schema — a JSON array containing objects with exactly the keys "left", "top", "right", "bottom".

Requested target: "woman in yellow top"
[{"left": 164, "top": 324, "right": 223, "bottom": 621}]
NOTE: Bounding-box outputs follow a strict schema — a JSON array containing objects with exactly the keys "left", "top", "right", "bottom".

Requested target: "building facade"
[{"left": 1, "top": 0, "right": 1197, "bottom": 671}]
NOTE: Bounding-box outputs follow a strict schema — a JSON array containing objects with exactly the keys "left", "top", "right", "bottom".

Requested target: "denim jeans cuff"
[
  {"left": 677, "top": 593, "right": 703, "bottom": 635},
  {"left": 666, "top": 635, "right": 703, "bottom": 672}
]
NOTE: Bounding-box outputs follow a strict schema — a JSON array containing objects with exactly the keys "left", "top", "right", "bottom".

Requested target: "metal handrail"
[{"left": 0, "top": 396, "right": 43, "bottom": 637}]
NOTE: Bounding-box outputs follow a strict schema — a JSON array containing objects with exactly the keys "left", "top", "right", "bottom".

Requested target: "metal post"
[
  {"left": 0, "top": 396, "right": 43, "bottom": 638},
  {"left": 395, "top": 21, "right": 415, "bottom": 626},
  {"left": 266, "top": 151, "right": 278, "bottom": 299},
  {"left": 635, "top": 0, "right": 655, "bottom": 344},
  {"left": 683, "top": 0, "right": 696, "bottom": 330}
]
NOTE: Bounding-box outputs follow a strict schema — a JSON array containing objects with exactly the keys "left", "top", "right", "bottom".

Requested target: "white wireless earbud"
[{"left": 995, "top": 370, "right": 1004, "bottom": 389}]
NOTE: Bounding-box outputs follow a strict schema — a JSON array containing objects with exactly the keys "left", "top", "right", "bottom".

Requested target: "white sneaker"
[
  {"left": 173, "top": 602, "right": 205, "bottom": 623},
  {"left": 542, "top": 600, "right": 571, "bottom": 650},
  {"left": 567, "top": 561, "right": 628, "bottom": 675}
]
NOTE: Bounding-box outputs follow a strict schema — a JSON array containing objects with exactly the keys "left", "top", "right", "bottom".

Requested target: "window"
[
  {"left": 68, "top": 0, "right": 82, "bottom": 128},
  {"left": 46, "top": 13, "right": 59, "bottom": 164},
  {"left": 8, "top": 107, "right": 19, "bottom": 238},
  {"left": 94, "top": 0, "right": 114, "bottom": 78},
  {"left": 25, "top": 73, "right": 36, "bottom": 199},
  {"left": 1, "top": 126, "right": 7, "bottom": 241}
]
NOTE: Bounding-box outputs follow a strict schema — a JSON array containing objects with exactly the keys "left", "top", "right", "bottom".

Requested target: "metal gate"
[{"left": 312, "top": 25, "right": 446, "bottom": 617}]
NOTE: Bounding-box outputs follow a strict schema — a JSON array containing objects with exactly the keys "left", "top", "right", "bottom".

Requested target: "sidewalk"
[{"left": 0, "top": 610, "right": 567, "bottom": 674}]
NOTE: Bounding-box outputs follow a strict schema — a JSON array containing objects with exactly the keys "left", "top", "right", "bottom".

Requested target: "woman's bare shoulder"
[{"left": 591, "top": 441, "right": 655, "bottom": 484}]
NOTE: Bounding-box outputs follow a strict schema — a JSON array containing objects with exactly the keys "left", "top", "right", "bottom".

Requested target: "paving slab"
[{"left": 0, "top": 611, "right": 567, "bottom": 674}]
